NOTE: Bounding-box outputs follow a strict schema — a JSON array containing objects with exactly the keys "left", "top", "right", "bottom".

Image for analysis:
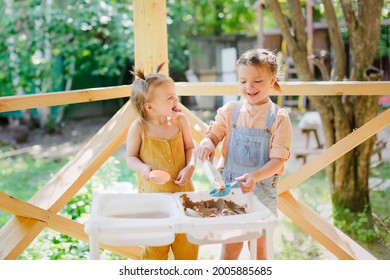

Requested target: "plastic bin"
[
  {"left": 84, "top": 193, "right": 179, "bottom": 246},
  {"left": 85, "top": 190, "right": 278, "bottom": 259}
]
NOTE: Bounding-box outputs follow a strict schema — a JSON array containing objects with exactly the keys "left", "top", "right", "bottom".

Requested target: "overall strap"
[
  {"left": 265, "top": 103, "right": 280, "bottom": 131},
  {"left": 231, "top": 100, "right": 244, "bottom": 126}
]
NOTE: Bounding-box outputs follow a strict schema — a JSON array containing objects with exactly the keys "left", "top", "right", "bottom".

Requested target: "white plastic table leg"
[
  {"left": 89, "top": 235, "right": 100, "bottom": 260},
  {"left": 249, "top": 239, "right": 257, "bottom": 260},
  {"left": 264, "top": 228, "right": 274, "bottom": 260}
]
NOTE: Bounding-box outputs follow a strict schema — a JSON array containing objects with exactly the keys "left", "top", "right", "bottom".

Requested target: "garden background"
[{"left": 0, "top": 0, "right": 389, "bottom": 260}]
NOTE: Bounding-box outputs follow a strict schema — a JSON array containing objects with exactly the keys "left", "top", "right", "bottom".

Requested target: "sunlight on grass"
[
  {"left": 274, "top": 169, "right": 336, "bottom": 260},
  {"left": 0, "top": 155, "right": 68, "bottom": 201}
]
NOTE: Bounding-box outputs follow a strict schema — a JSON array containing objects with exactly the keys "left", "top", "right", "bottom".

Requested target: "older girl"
[{"left": 197, "top": 49, "right": 292, "bottom": 260}]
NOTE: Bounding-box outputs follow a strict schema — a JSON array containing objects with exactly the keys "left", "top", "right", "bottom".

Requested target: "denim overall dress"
[{"left": 221, "top": 101, "right": 280, "bottom": 216}]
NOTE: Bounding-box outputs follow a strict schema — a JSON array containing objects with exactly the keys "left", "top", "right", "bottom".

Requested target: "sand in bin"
[{"left": 180, "top": 194, "right": 247, "bottom": 218}]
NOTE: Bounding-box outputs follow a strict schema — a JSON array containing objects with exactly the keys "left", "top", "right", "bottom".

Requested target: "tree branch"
[
  {"left": 264, "top": 0, "right": 297, "bottom": 52},
  {"left": 372, "top": 211, "right": 390, "bottom": 235},
  {"left": 288, "top": 0, "right": 307, "bottom": 49},
  {"left": 322, "top": 0, "right": 346, "bottom": 80},
  {"left": 366, "top": 0, "right": 385, "bottom": 63},
  {"left": 340, "top": 0, "right": 358, "bottom": 33}
]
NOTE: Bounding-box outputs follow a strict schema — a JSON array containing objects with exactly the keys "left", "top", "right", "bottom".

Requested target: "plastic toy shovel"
[
  {"left": 203, "top": 160, "right": 231, "bottom": 197},
  {"left": 209, "top": 180, "right": 241, "bottom": 197}
]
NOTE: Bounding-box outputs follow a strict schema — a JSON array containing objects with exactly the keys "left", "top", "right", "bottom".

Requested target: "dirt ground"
[{"left": 0, "top": 116, "right": 112, "bottom": 159}]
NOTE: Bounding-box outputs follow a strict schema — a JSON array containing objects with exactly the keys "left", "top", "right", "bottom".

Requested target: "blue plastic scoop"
[
  {"left": 209, "top": 180, "right": 240, "bottom": 197},
  {"left": 202, "top": 160, "right": 244, "bottom": 197}
]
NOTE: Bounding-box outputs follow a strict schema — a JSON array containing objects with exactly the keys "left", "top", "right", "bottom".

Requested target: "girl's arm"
[
  {"left": 174, "top": 114, "right": 195, "bottom": 186},
  {"left": 252, "top": 157, "right": 285, "bottom": 181},
  {"left": 197, "top": 137, "right": 216, "bottom": 162},
  {"left": 197, "top": 102, "right": 233, "bottom": 162},
  {"left": 179, "top": 114, "right": 196, "bottom": 168},
  {"left": 126, "top": 120, "right": 152, "bottom": 180},
  {"left": 235, "top": 158, "right": 285, "bottom": 193}
]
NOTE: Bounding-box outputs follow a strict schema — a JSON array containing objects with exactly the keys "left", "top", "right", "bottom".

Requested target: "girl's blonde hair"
[
  {"left": 130, "top": 62, "right": 173, "bottom": 118},
  {"left": 237, "top": 49, "right": 281, "bottom": 92}
]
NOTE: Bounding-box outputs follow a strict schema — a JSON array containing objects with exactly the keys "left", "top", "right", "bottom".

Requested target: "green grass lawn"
[{"left": 1, "top": 146, "right": 389, "bottom": 259}]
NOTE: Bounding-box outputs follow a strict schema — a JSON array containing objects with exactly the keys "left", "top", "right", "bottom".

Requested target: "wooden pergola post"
[{"left": 134, "top": 0, "right": 169, "bottom": 75}]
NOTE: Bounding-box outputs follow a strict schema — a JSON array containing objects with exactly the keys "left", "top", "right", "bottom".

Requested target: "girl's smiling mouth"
[
  {"left": 247, "top": 91, "right": 259, "bottom": 97},
  {"left": 172, "top": 105, "right": 182, "bottom": 112}
]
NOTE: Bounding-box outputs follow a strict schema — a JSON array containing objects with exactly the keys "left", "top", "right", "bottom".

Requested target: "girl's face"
[
  {"left": 146, "top": 81, "right": 180, "bottom": 118},
  {"left": 237, "top": 65, "right": 276, "bottom": 105}
]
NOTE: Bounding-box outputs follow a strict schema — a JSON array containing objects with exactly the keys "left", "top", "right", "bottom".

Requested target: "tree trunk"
[{"left": 329, "top": 0, "right": 383, "bottom": 215}]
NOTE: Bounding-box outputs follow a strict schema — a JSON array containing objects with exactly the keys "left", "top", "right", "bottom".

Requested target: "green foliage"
[
  {"left": 291, "top": 169, "right": 332, "bottom": 215},
  {"left": 0, "top": 154, "right": 68, "bottom": 202},
  {"left": 377, "top": 24, "right": 390, "bottom": 59},
  {"left": 19, "top": 229, "right": 91, "bottom": 260},
  {"left": 375, "top": 3, "right": 390, "bottom": 59},
  {"left": 370, "top": 161, "right": 390, "bottom": 180},
  {"left": 275, "top": 170, "right": 333, "bottom": 260},
  {"left": 167, "top": 0, "right": 257, "bottom": 37},
  {"left": 0, "top": 150, "right": 68, "bottom": 227},
  {"left": 276, "top": 221, "right": 324, "bottom": 260},
  {"left": 44, "top": 118, "right": 59, "bottom": 134},
  {"left": 333, "top": 207, "right": 377, "bottom": 243},
  {"left": 0, "top": 0, "right": 134, "bottom": 97},
  {"left": 166, "top": 0, "right": 259, "bottom": 79},
  {"left": 369, "top": 189, "right": 390, "bottom": 256},
  {"left": 49, "top": 0, "right": 134, "bottom": 79},
  {"left": 0, "top": 0, "right": 260, "bottom": 94},
  {"left": 370, "top": 189, "right": 390, "bottom": 221},
  {"left": 331, "top": 160, "right": 390, "bottom": 249}
]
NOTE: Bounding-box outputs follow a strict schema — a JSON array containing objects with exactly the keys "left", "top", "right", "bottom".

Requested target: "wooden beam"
[
  {"left": 278, "top": 191, "right": 376, "bottom": 260},
  {"left": 176, "top": 81, "right": 390, "bottom": 96},
  {"left": 0, "top": 192, "right": 141, "bottom": 259},
  {"left": 0, "top": 217, "right": 46, "bottom": 260},
  {"left": 1, "top": 82, "right": 389, "bottom": 113},
  {"left": 0, "top": 101, "right": 137, "bottom": 259},
  {"left": 175, "top": 82, "right": 239, "bottom": 97},
  {"left": 274, "top": 81, "right": 390, "bottom": 96},
  {"left": 279, "top": 108, "right": 390, "bottom": 194},
  {"left": 179, "top": 103, "right": 221, "bottom": 159},
  {"left": 134, "top": 0, "right": 168, "bottom": 75},
  {"left": 179, "top": 103, "right": 208, "bottom": 144},
  {"left": 0, "top": 85, "right": 131, "bottom": 113}
]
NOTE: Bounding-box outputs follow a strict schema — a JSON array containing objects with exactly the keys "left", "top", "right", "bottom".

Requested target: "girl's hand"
[
  {"left": 196, "top": 139, "right": 215, "bottom": 162},
  {"left": 235, "top": 173, "right": 256, "bottom": 193},
  {"left": 142, "top": 165, "right": 152, "bottom": 181},
  {"left": 174, "top": 165, "right": 195, "bottom": 186}
]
